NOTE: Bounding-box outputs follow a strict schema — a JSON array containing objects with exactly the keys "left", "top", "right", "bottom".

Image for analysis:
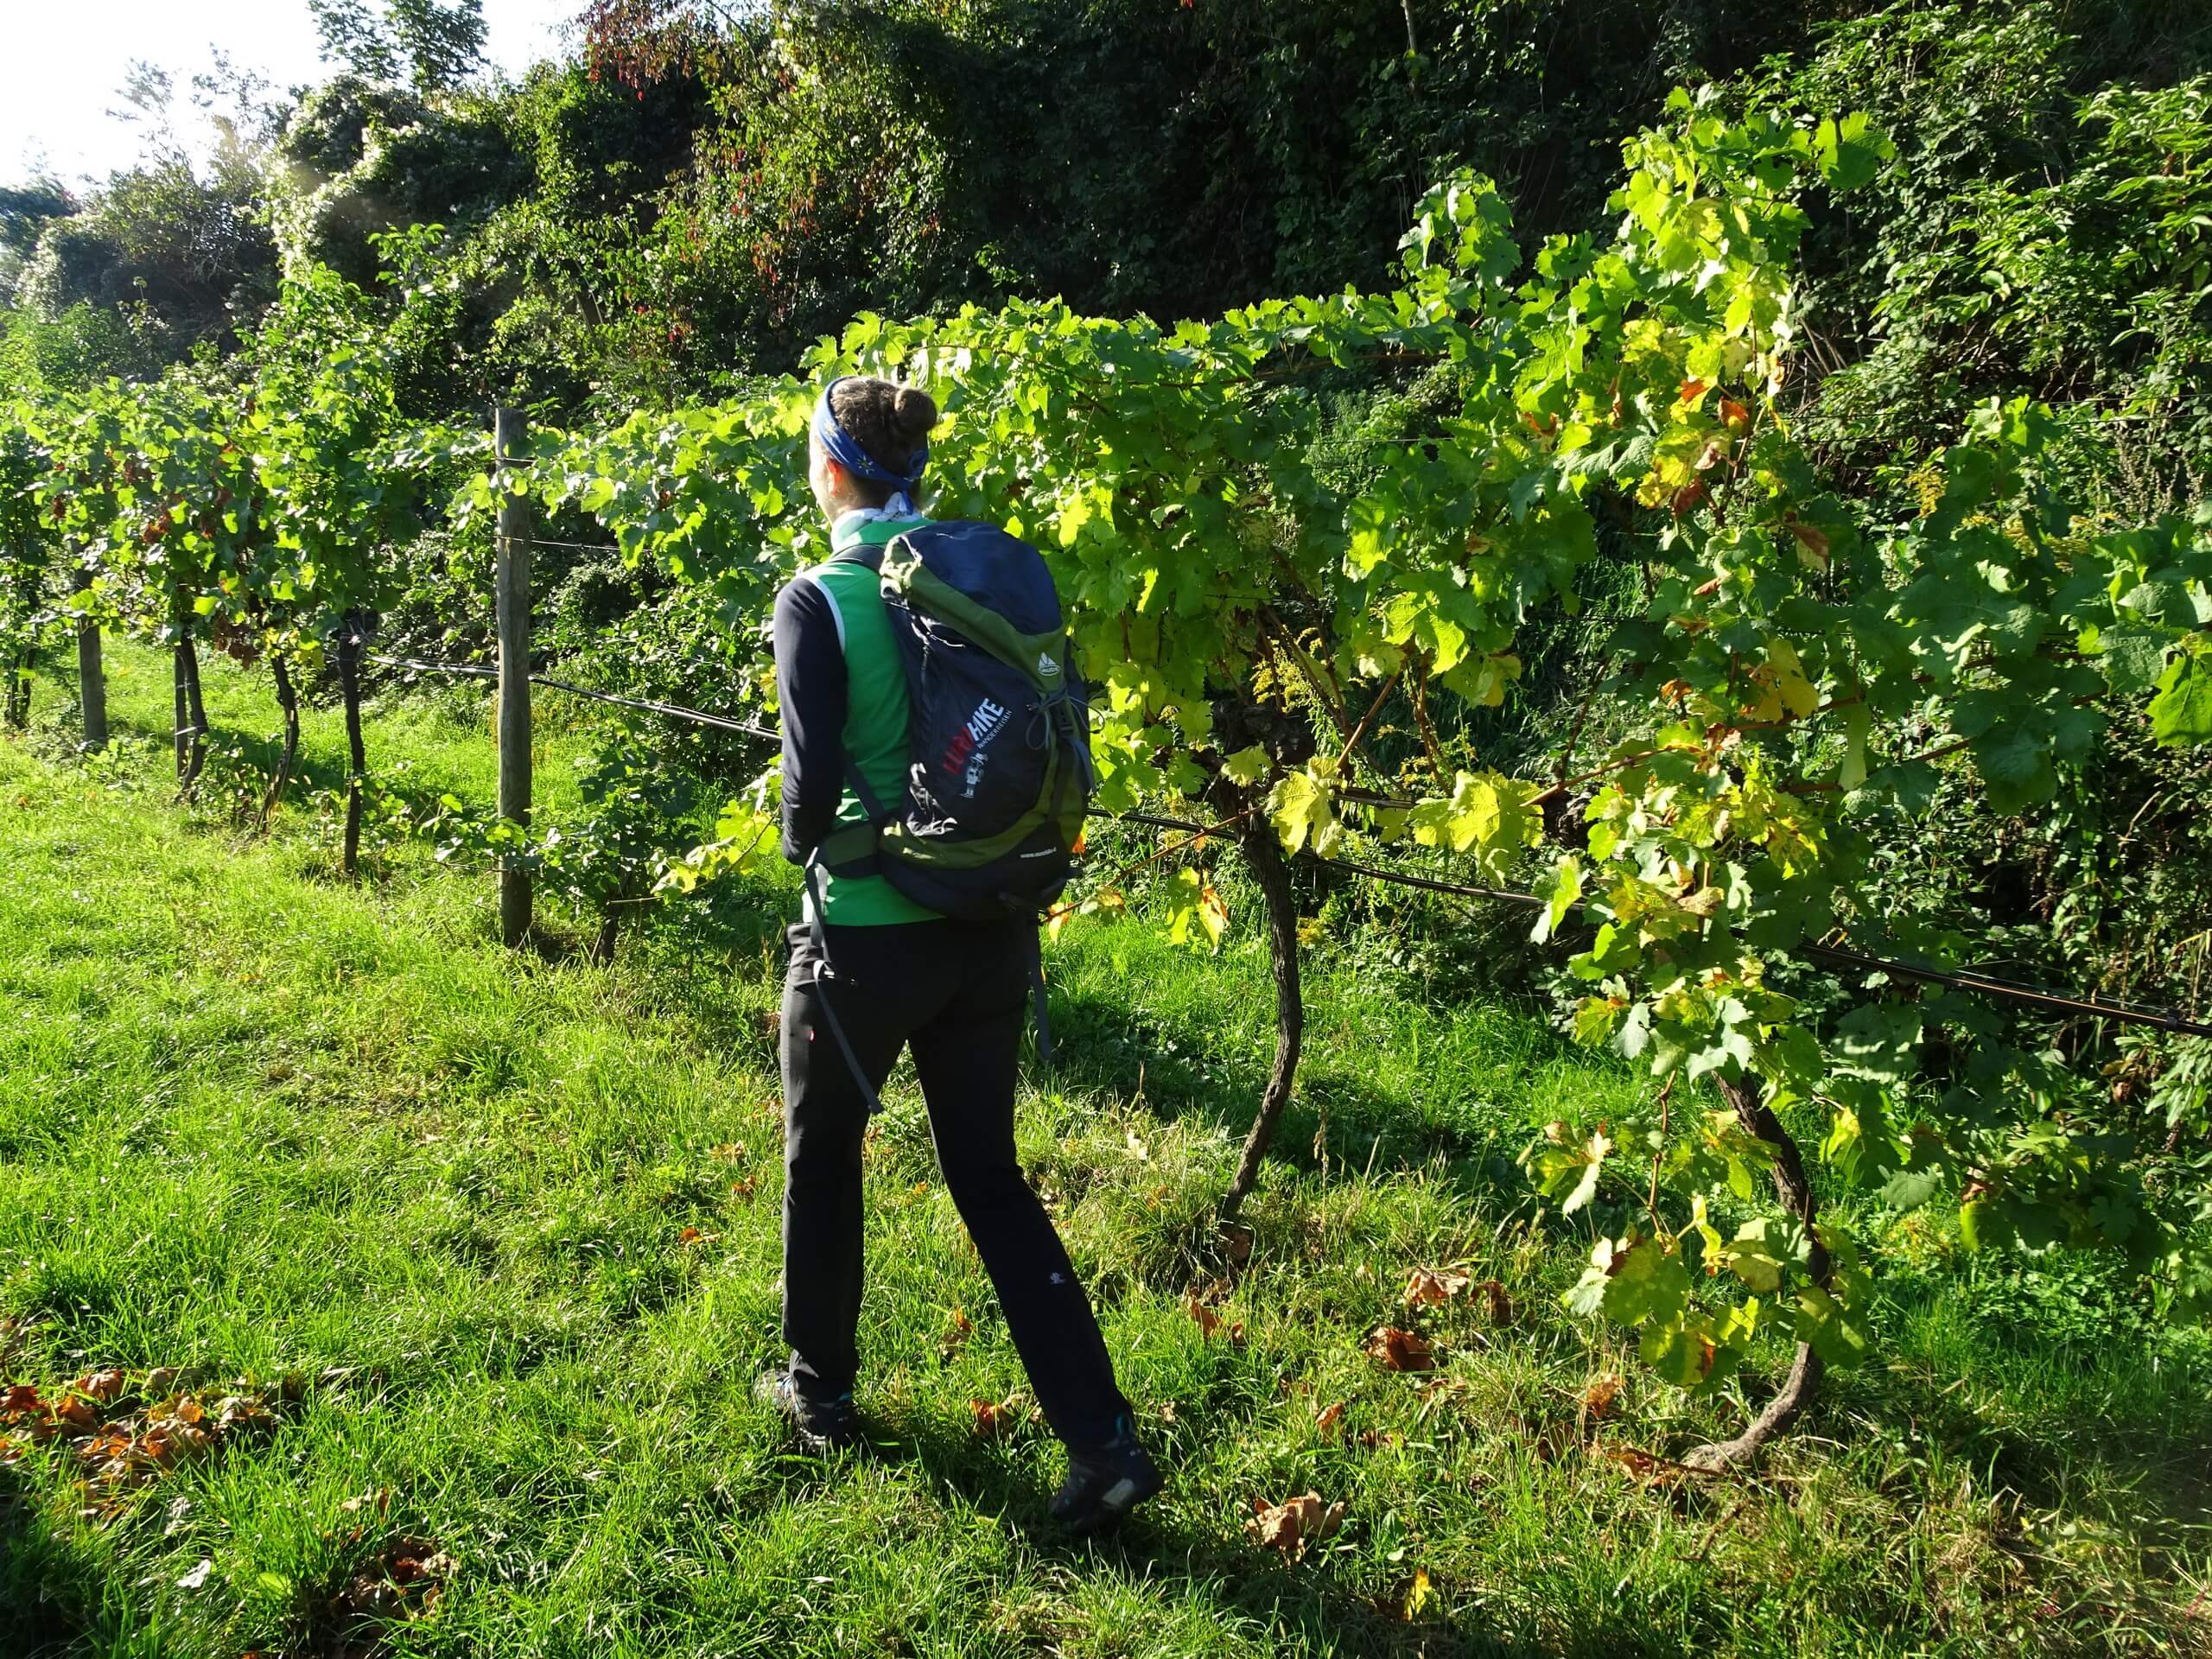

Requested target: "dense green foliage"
[{"left": 2, "top": 0, "right": 2210, "bottom": 1643}]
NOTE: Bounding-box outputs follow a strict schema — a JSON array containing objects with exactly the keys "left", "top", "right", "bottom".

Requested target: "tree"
[{"left": 309, "top": 0, "right": 489, "bottom": 93}]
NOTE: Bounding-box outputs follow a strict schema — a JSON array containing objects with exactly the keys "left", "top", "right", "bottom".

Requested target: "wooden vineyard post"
[
  {"left": 75, "top": 570, "right": 106, "bottom": 752},
  {"left": 337, "top": 616, "right": 367, "bottom": 875},
  {"left": 495, "top": 407, "right": 533, "bottom": 949}
]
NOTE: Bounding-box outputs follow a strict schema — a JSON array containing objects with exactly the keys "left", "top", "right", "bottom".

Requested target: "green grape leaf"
[
  {"left": 1600, "top": 1236, "right": 1693, "bottom": 1328},
  {"left": 1638, "top": 1317, "right": 1721, "bottom": 1389},
  {"left": 2150, "top": 642, "right": 2212, "bottom": 747},
  {"left": 1713, "top": 1218, "right": 1788, "bottom": 1293},
  {"left": 1793, "top": 1284, "right": 1872, "bottom": 1368},
  {"left": 1529, "top": 855, "right": 1583, "bottom": 944}
]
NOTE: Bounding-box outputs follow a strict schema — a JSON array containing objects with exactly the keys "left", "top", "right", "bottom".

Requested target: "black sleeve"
[{"left": 772, "top": 575, "right": 848, "bottom": 864}]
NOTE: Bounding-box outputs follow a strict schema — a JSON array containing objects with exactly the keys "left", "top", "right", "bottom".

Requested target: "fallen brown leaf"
[
  {"left": 1581, "top": 1374, "right": 1622, "bottom": 1418},
  {"left": 333, "top": 1537, "right": 454, "bottom": 1624},
  {"left": 1363, "top": 1326, "right": 1435, "bottom": 1373},
  {"left": 1602, "top": 1446, "right": 1660, "bottom": 1478},
  {"left": 1475, "top": 1279, "right": 1513, "bottom": 1325},
  {"left": 970, "top": 1397, "right": 1018, "bottom": 1440},
  {"left": 1220, "top": 1224, "right": 1254, "bottom": 1267},
  {"left": 1403, "top": 1268, "right": 1470, "bottom": 1307},
  {"left": 79, "top": 1370, "right": 125, "bottom": 1404},
  {"left": 1246, "top": 1491, "right": 1346, "bottom": 1559},
  {"left": 1313, "top": 1401, "right": 1344, "bottom": 1434},
  {"left": 939, "top": 1307, "right": 974, "bottom": 1363}
]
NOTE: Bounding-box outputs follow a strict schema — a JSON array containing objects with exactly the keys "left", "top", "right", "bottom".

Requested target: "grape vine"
[{"left": 5, "top": 94, "right": 2207, "bottom": 1463}]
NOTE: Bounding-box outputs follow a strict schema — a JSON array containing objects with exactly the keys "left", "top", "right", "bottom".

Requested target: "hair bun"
[{"left": 890, "top": 384, "right": 938, "bottom": 451}]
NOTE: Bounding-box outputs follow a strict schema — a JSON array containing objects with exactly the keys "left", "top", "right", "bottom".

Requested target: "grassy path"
[{"left": 0, "top": 651, "right": 2206, "bottom": 1656}]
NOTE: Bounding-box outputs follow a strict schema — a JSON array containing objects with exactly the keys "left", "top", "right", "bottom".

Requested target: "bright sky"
[{"left": 1, "top": 0, "right": 581, "bottom": 185}]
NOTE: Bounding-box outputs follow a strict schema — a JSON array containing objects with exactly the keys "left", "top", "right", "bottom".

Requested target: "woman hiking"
[{"left": 759, "top": 373, "right": 1162, "bottom": 1536}]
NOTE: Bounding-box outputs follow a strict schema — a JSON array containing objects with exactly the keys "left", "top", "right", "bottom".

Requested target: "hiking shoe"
[
  {"left": 756, "top": 1369, "right": 863, "bottom": 1455},
  {"left": 1050, "top": 1415, "right": 1162, "bottom": 1536}
]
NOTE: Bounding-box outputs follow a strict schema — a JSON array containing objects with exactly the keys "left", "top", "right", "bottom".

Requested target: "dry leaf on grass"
[
  {"left": 1580, "top": 1374, "right": 1622, "bottom": 1417},
  {"left": 1313, "top": 1401, "right": 1344, "bottom": 1434},
  {"left": 1186, "top": 1295, "right": 1245, "bottom": 1346},
  {"left": 1246, "top": 1491, "right": 1346, "bottom": 1559},
  {"left": 1403, "top": 1566, "right": 1435, "bottom": 1619},
  {"left": 1475, "top": 1279, "right": 1513, "bottom": 1325},
  {"left": 1363, "top": 1325, "right": 1435, "bottom": 1372},
  {"left": 676, "top": 1227, "right": 721, "bottom": 1248},
  {"left": 1220, "top": 1224, "right": 1254, "bottom": 1267},
  {"left": 969, "top": 1395, "right": 1022, "bottom": 1440},
  {"left": 0, "top": 1371, "right": 287, "bottom": 1513},
  {"left": 939, "top": 1307, "right": 974, "bottom": 1363},
  {"left": 1402, "top": 1268, "right": 1469, "bottom": 1306},
  {"left": 333, "top": 1538, "right": 454, "bottom": 1624},
  {"left": 1601, "top": 1446, "right": 1661, "bottom": 1478}
]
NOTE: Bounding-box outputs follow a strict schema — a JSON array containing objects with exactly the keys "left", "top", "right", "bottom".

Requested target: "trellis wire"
[{"left": 365, "top": 652, "right": 2212, "bottom": 1041}]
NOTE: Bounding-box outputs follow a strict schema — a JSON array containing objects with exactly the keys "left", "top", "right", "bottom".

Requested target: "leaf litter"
[{"left": 1, "top": 1368, "right": 292, "bottom": 1516}]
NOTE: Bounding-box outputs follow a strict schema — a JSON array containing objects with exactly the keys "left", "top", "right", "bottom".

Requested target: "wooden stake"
[
  {"left": 73, "top": 569, "right": 107, "bottom": 752},
  {"left": 495, "top": 407, "right": 533, "bottom": 948}
]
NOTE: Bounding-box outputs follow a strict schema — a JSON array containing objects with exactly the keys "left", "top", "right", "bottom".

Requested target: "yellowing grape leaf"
[
  {"left": 1221, "top": 745, "right": 1272, "bottom": 785},
  {"left": 1403, "top": 1567, "right": 1435, "bottom": 1618},
  {"left": 1268, "top": 766, "right": 1338, "bottom": 856}
]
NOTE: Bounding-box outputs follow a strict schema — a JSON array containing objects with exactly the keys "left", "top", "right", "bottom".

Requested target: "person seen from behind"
[{"left": 759, "top": 373, "right": 1162, "bottom": 1535}]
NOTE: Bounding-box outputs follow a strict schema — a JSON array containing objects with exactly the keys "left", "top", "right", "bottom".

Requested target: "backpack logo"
[
  {"left": 940, "top": 696, "right": 1010, "bottom": 798},
  {"left": 1037, "top": 651, "right": 1061, "bottom": 678}
]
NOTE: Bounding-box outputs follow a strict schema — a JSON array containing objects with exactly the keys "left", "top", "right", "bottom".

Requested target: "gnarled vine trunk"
[
  {"left": 3, "top": 648, "right": 29, "bottom": 732},
  {"left": 258, "top": 652, "right": 301, "bottom": 830},
  {"left": 1220, "top": 814, "right": 1303, "bottom": 1223},
  {"left": 179, "top": 637, "right": 207, "bottom": 790},
  {"left": 1683, "top": 1071, "right": 1833, "bottom": 1471},
  {"left": 171, "top": 605, "right": 208, "bottom": 791},
  {"left": 337, "top": 617, "right": 367, "bottom": 877},
  {"left": 75, "top": 572, "right": 106, "bottom": 753}
]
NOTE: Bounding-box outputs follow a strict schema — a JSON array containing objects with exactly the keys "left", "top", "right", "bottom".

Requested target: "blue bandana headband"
[{"left": 811, "top": 376, "right": 929, "bottom": 493}]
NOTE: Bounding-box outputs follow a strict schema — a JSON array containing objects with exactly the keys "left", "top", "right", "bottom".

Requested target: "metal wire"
[
  {"left": 1099, "top": 809, "right": 2212, "bottom": 1039},
  {"left": 362, "top": 656, "right": 2212, "bottom": 1040},
  {"left": 367, "top": 652, "right": 781, "bottom": 741},
  {"left": 509, "top": 535, "right": 626, "bottom": 556}
]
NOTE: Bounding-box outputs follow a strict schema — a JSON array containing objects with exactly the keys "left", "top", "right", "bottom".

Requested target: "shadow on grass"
[
  {"left": 1045, "top": 980, "right": 1530, "bottom": 1195},
  {"left": 0, "top": 1461, "right": 92, "bottom": 1658},
  {"left": 833, "top": 1414, "right": 1675, "bottom": 1659}
]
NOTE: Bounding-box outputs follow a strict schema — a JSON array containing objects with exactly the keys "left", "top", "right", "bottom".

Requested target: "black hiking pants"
[{"left": 779, "top": 915, "right": 1130, "bottom": 1450}]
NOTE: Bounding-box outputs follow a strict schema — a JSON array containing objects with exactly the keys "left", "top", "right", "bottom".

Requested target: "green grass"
[{"left": 1, "top": 645, "right": 2208, "bottom": 1658}]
